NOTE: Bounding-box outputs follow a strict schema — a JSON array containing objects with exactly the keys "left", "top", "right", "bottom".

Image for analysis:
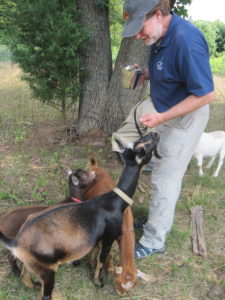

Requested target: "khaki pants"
[
  {"left": 112, "top": 98, "right": 156, "bottom": 152},
  {"left": 112, "top": 100, "right": 209, "bottom": 249},
  {"left": 140, "top": 105, "right": 209, "bottom": 249}
]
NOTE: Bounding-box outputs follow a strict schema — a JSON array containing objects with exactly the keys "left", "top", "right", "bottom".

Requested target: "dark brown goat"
[
  {"left": 0, "top": 132, "right": 160, "bottom": 300},
  {"left": 0, "top": 168, "right": 96, "bottom": 288}
]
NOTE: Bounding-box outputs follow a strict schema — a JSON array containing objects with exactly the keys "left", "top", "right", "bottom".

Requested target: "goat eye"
[{"left": 71, "top": 176, "right": 79, "bottom": 186}]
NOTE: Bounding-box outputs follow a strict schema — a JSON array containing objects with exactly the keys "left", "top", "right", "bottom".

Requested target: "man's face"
[{"left": 134, "top": 12, "right": 163, "bottom": 46}]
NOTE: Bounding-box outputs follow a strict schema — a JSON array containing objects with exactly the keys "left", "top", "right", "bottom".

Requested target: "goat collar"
[
  {"left": 71, "top": 197, "right": 82, "bottom": 203},
  {"left": 113, "top": 187, "right": 134, "bottom": 206}
]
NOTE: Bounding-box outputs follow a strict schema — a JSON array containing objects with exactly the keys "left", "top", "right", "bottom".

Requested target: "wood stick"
[{"left": 190, "top": 205, "right": 207, "bottom": 257}]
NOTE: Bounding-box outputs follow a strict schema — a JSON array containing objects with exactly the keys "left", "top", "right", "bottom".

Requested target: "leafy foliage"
[
  {"left": 210, "top": 52, "right": 225, "bottom": 75},
  {"left": 193, "top": 21, "right": 218, "bottom": 56},
  {"left": 213, "top": 20, "right": 225, "bottom": 53},
  {"left": 0, "top": 0, "right": 16, "bottom": 43},
  {"left": 192, "top": 20, "right": 225, "bottom": 59},
  {"left": 1, "top": 0, "right": 88, "bottom": 119},
  {"left": 172, "top": 0, "right": 192, "bottom": 17},
  {"left": 109, "top": 0, "right": 123, "bottom": 61}
]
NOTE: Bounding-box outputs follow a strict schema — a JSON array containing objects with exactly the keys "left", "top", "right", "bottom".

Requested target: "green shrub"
[
  {"left": 2, "top": 0, "right": 88, "bottom": 120},
  {"left": 210, "top": 52, "right": 225, "bottom": 75}
]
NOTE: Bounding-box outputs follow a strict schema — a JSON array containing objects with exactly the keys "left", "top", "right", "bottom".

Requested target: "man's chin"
[{"left": 144, "top": 39, "right": 157, "bottom": 46}]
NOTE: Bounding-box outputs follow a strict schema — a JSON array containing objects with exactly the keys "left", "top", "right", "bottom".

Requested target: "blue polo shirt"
[{"left": 148, "top": 13, "right": 214, "bottom": 112}]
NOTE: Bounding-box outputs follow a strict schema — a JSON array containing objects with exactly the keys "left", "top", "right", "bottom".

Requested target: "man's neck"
[{"left": 162, "top": 13, "right": 172, "bottom": 37}]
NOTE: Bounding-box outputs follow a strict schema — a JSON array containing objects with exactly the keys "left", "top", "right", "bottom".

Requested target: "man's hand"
[{"left": 140, "top": 112, "right": 165, "bottom": 128}]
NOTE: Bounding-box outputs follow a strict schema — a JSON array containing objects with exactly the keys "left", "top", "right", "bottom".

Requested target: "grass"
[{"left": 0, "top": 63, "right": 225, "bottom": 299}]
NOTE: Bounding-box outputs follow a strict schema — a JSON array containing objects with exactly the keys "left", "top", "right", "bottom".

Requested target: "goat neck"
[{"left": 116, "top": 162, "right": 141, "bottom": 199}]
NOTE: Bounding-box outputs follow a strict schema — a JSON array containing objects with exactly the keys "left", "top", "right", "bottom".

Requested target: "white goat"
[{"left": 193, "top": 131, "right": 225, "bottom": 177}]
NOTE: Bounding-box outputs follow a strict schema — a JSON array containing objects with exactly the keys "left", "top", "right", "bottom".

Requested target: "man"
[{"left": 116, "top": 0, "right": 214, "bottom": 259}]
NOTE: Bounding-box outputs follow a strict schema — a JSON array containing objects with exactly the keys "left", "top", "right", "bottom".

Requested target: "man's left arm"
[{"left": 140, "top": 91, "right": 215, "bottom": 128}]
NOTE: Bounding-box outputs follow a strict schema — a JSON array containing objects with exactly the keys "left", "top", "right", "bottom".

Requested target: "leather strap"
[{"left": 113, "top": 187, "right": 134, "bottom": 206}]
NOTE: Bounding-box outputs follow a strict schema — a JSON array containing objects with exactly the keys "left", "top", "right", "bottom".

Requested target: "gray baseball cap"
[{"left": 122, "top": 0, "right": 160, "bottom": 37}]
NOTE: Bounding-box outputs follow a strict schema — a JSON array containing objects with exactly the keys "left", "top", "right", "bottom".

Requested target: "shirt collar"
[{"left": 158, "top": 12, "right": 178, "bottom": 49}]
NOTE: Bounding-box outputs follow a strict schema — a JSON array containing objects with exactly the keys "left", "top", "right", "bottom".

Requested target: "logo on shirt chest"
[{"left": 156, "top": 56, "right": 164, "bottom": 71}]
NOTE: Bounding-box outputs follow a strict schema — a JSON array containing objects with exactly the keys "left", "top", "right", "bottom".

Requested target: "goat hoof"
[
  {"left": 93, "top": 278, "right": 104, "bottom": 288},
  {"left": 34, "top": 281, "right": 41, "bottom": 290},
  {"left": 13, "top": 269, "right": 21, "bottom": 277}
]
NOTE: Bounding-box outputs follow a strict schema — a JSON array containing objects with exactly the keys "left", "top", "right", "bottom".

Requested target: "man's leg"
[
  {"left": 112, "top": 98, "right": 156, "bottom": 152},
  {"left": 137, "top": 105, "right": 209, "bottom": 257}
]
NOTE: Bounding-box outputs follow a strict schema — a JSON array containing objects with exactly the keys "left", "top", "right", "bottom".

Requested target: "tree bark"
[
  {"left": 104, "top": 38, "right": 149, "bottom": 133},
  {"left": 76, "top": 0, "right": 112, "bottom": 134}
]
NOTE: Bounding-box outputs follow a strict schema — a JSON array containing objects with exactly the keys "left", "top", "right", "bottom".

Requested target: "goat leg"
[
  {"left": 90, "top": 243, "right": 114, "bottom": 274},
  {"left": 105, "top": 248, "right": 114, "bottom": 274},
  {"left": 206, "top": 156, "right": 216, "bottom": 169},
  {"left": 7, "top": 252, "right": 21, "bottom": 277},
  {"left": 40, "top": 269, "right": 55, "bottom": 300},
  {"left": 89, "top": 244, "right": 100, "bottom": 268},
  {"left": 93, "top": 238, "right": 114, "bottom": 287},
  {"left": 93, "top": 242, "right": 103, "bottom": 287},
  {"left": 20, "top": 264, "right": 41, "bottom": 290}
]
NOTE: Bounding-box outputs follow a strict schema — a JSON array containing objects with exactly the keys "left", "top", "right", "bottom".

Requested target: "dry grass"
[
  {"left": 213, "top": 74, "right": 225, "bottom": 103},
  {"left": 0, "top": 64, "right": 225, "bottom": 300}
]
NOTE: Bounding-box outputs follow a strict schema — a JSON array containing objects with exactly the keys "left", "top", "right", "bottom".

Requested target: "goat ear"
[
  {"left": 90, "top": 157, "right": 97, "bottom": 166},
  {"left": 71, "top": 175, "right": 79, "bottom": 186},
  {"left": 67, "top": 169, "right": 73, "bottom": 176}
]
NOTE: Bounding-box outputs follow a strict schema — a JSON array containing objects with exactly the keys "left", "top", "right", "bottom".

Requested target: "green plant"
[
  {"left": 2, "top": 0, "right": 88, "bottom": 121},
  {"left": 210, "top": 52, "right": 225, "bottom": 75}
]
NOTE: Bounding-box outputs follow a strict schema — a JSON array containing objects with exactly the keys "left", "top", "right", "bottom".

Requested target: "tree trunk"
[
  {"left": 104, "top": 38, "right": 149, "bottom": 133},
  {"left": 76, "top": 0, "right": 112, "bottom": 135}
]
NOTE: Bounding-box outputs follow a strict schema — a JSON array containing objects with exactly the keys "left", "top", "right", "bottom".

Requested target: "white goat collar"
[{"left": 113, "top": 187, "right": 134, "bottom": 206}]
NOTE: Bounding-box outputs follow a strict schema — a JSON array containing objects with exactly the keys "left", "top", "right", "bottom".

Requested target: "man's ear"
[{"left": 155, "top": 9, "right": 163, "bottom": 20}]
